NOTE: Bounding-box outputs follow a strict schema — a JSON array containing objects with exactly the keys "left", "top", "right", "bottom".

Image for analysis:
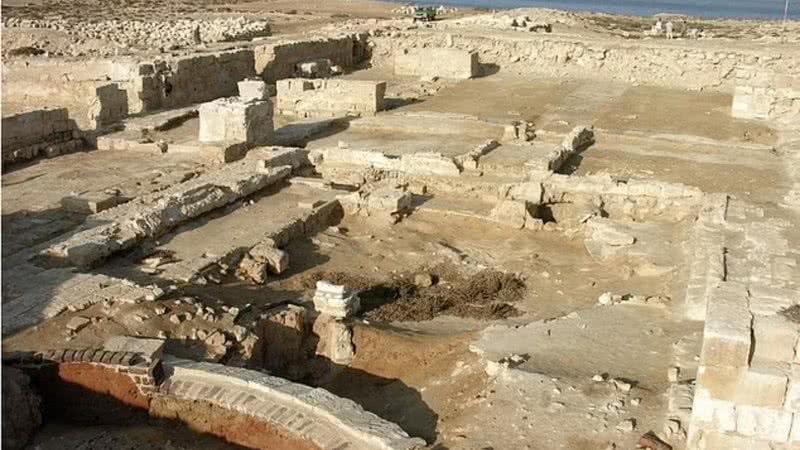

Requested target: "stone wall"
[
  {"left": 2, "top": 108, "right": 83, "bottom": 164},
  {"left": 119, "top": 50, "right": 256, "bottom": 114},
  {"left": 394, "top": 48, "right": 479, "bottom": 79},
  {"left": 276, "top": 78, "right": 387, "bottom": 118},
  {"left": 254, "top": 34, "right": 369, "bottom": 84},
  {"left": 731, "top": 66, "right": 800, "bottom": 124},
  {"left": 370, "top": 31, "right": 798, "bottom": 91},
  {"left": 685, "top": 196, "right": 800, "bottom": 449}
]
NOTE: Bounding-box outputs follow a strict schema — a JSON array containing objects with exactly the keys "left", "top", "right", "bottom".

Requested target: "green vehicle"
[{"left": 413, "top": 6, "right": 437, "bottom": 22}]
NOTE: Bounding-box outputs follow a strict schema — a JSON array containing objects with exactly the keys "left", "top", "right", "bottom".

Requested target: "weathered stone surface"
[
  {"left": 2, "top": 271, "right": 164, "bottom": 334},
  {"left": 103, "top": 336, "right": 165, "bottom": 362},
  {"left": 313, "top": 281, "right": 360, "bottom": 319},
  {"left": 276, "top": 78, "right": 386, "bottom": 118},
  {"left": 238, "top": 78, "right": 271, "bottom": 102},
  {"left": 41, "top": 163, "right": 291, "bottom": 267},
  {"left": 199, "top": 97, "right": 273, "bottom": 145},
  {"left": 699, "top": 282, "right": 752, "bottom": 369},
  {"left": 489, "top": 199, "right": 530, "bottom": 229},
  {"left": 394, "top": 48, "right": 479, "bottom": 79}
]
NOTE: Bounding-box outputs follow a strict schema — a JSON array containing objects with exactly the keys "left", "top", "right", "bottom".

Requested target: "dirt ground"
[{"left": 2, "top": 1, "right": 798, "bottom": 449}]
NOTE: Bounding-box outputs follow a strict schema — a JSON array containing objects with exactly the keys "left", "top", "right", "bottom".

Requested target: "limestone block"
[
  {"left": 400, "top": 152, "right": 461, "bottom": 177},
  {"left": 238, "top": 78, "right": 270, "bottom": 101},
  {"left": 695, "top": 365, "right": 742, "bottom": 401},
  {"left": 691, "top": 388, "right": 737, "bottom": 432},
  {"left": 736, "top": 405, "right": 793, "bottom": 441},
  {"left": 198, "top": 97, "right": 273, "bottom": 145},
  {"left": 296, "top": 58, "right": 333, "bottom": 78},
  {"left": 792, "top": 413, "right": 800, "bottom": 441},
  {"left": 312, "top": 314, "right": 354, "bottom": 365},
  {"left": 508, "top": 182, "right": 544, "bottom": 205},
  {"left": 61, "top": 192, "right": 128, "bottom": 214},
  {"left": 250, "top": 242, "right": 289, "bottom": 274},
  {"left": 561, "top": 125, "right": 595, "bottom": 151},
  {"left": 276, "top": 78, "right": 386, "bottom": 118},
  {"left": 366, "top": 188, "right": 413, "bottom": 213},
  {"left": 490, "top": 200, "right": 529, "bottom": 229},
  {"left": 700, "top": 282, "right": 752, "bottom": 368},
  {"left": 702, "top": 431, "right": 774, "bottom": 450},
  {"left": 753, "top": 315, "right": 799, "bottom": 362},
  {"left": 735, "top": 366, "right": 789, "bottom": 408},
  {"left": 784, "top": 365, "right": 800, "bottom": 412},
  {"left": 394, "top": 48, "right": 479, "bottom": 79},
  {"left": 312, "top": 281, "right": 360, "bottom": 319},
  {"left": 103, "top": 336, "right": 165, "bottom": 363}
]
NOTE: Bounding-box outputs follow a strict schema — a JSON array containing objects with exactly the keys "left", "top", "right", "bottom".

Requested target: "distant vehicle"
[{"left": 413, "top": 6, "right": 437, "bottom": 22}]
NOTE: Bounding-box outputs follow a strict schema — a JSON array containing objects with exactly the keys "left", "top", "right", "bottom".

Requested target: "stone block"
[
  {"left": 394, "top": 48, "right": 479, "bottom": 79},
  {"left": 249, "top": 243, "right": 289, "bottom": 274},
  {"left": 736, "top": 405, "right": 793, "bottom": 441},
  {"left": 238, "top": 79, "right": 270, "bottom": 101},
  {"left": 295, "top": 58, "right": 333, "bottom": 78},
  {"left": 103, "top": 336, "right": 165, "bottom": 363},
  {"left": 61, "top": 192, "right": 128, "bottom": 214},
  {"left": 692, "top": 388, "right": 737, "bottom": 432},
  {"left": 276, "top": 78, "right": 386, "bottom": 118},
  {"left": 365, "top": 188, "right": 413, "bottom": 213},
  {"left": 490, "top": 200, "right": 529, "bottom": 229},
  {"left": 198, "top": 97, "right": 273, "bottom": 145},
  {"left": 700, "top": 282, "right": 752, "bottom": 368},
  {"left": 312, "top": 281, "right": 360, "bottom": 319},
  {"left": 753, "top": 315, "right": 799, "bottom": 362},
  {"left": 791, "top": 413, "right": 800, "bottom": 442},
  {"left": 736, "top": 366, "right": 789, "bottom": 408},
  {"left": 702, "top": 431, "right": 774, "bottom": 450},
  {"left": 695, "top": 365, "right": 742, "bottom": 401}
]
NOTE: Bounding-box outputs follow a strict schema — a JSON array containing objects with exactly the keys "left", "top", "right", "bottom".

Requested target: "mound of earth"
[{"left": 303, "top": 265, "right": 526, "bottom": 321}]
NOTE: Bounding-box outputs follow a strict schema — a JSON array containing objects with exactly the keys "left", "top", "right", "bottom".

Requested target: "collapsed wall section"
[{"left": 276, "top": 78, "right": 387, "bottom": 118}]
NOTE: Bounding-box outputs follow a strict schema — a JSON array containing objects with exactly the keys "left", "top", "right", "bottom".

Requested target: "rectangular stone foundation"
[
  {"left": 394, "top": 48, "right": 479, "bottom": 79},
  {"left": 275, "top": 78, "right": 386, "bottom": 118},
  {"left": 198, "top": 97, "right": 274, "bottom": 145}
]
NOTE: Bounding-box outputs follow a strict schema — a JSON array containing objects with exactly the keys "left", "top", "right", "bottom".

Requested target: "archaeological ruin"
[{"left": 1, "top": 1, "right": 799, "bottom": 449}]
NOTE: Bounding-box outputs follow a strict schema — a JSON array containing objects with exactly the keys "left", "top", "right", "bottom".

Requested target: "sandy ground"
[{"left": 2, "top": 1, "right": 798, "bottom": 449}]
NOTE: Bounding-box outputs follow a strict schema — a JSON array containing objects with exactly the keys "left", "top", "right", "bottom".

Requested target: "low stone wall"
[
  {"left": 370, "top": 31, "right": 798, "bottom": 91},
  {"left": 254, "top": 34, "right": 369, "bottom": 84},
  {"left": 1, "top": 108, "right": 84, "bottom": 165},
  {"left": 276, "top": 78, "right": 387, "bottom": 118},
  {"left": 394, "top": 48, "right": 479, "bottom": 79},
  {"left": 731, "top": 66, "right": 800, "bottom": 125}
]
